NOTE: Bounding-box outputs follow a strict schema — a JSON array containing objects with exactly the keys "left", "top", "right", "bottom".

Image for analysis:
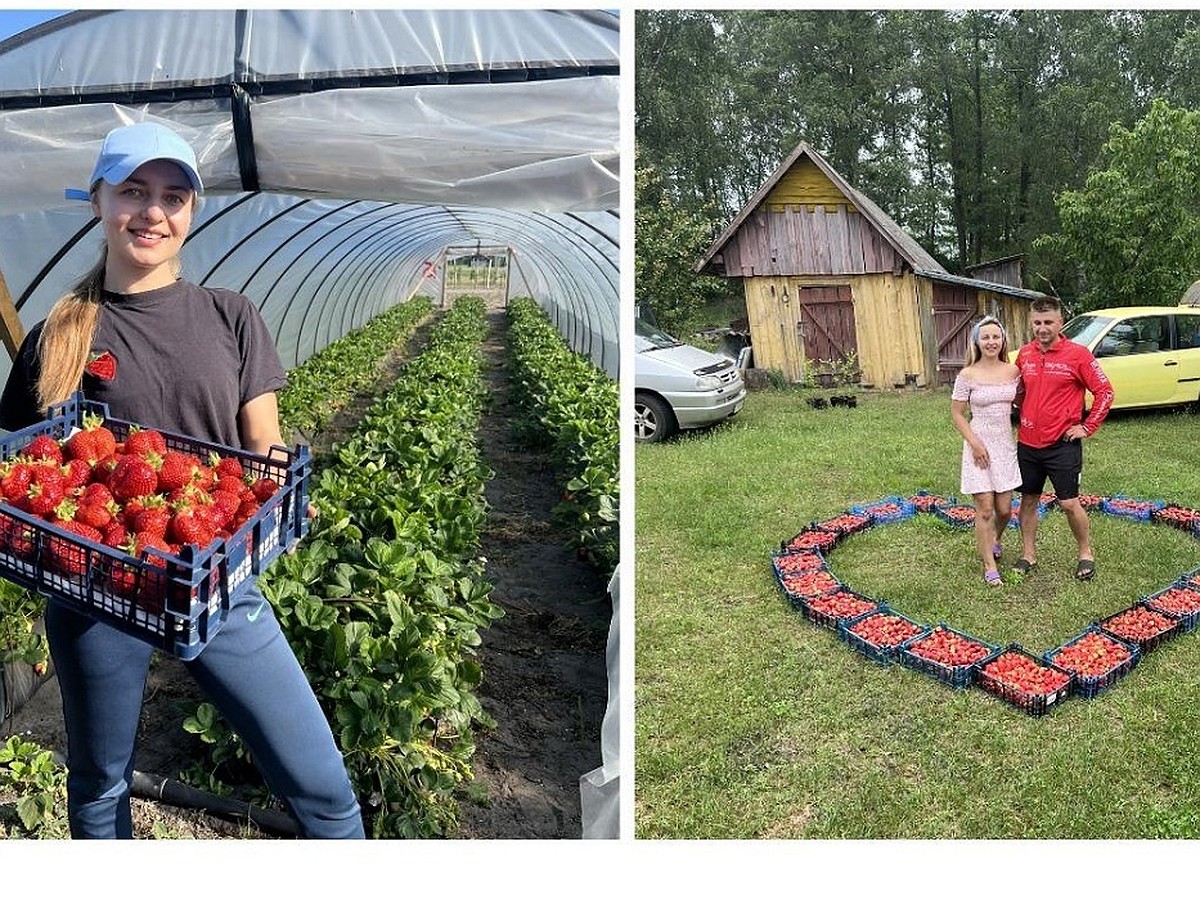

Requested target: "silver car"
[{"left": 634, "top": 318, "right": 747, "bottom": 443}]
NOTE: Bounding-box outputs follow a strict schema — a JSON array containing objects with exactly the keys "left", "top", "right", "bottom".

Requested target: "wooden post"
[{"left": 0, "top": 264, "right": 26, "bottom": 360}]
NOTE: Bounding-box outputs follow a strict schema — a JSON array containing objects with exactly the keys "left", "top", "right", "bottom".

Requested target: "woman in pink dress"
[{"left": 950, "top": 316, "right": 1022, "bottom": 586}]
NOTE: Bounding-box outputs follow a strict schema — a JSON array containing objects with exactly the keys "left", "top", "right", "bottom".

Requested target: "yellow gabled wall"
[{"left": 762, "top": 157, "right": 854, "bottom": 213}]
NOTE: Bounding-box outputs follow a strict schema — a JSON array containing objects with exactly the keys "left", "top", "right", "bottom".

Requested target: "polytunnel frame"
[{"left": 0, "top": 9, "right": 620, "bottom": 376}]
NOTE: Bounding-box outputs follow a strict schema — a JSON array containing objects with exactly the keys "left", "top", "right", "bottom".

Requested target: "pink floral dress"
[{"left": 952, "top": 373, "right": 1022, "bottom": 496}]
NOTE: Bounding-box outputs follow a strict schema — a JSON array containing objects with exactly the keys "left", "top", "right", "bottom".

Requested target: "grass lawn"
[{"left": 635, "top": 387, "right": 1200, "bottom": 839}]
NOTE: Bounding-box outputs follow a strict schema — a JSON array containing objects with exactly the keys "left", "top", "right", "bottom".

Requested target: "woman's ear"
[{"left": 89, "top": 187, "right": 101, "bottom": 219}]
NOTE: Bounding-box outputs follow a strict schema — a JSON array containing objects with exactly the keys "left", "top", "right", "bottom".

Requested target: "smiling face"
[
  {"left": 976, "top": 322, "right": 1007, "bottom": 360},
  {"left": 91, "top": 159, "right": 195, "bottom": 293},
  {"left": 1030, "top": 306, "right": 1064, "bottom": 351}
]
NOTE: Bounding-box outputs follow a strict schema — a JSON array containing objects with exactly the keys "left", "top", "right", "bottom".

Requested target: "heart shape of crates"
[{"left": 773, "top": 492, "right": 1200, "bottom": 716}]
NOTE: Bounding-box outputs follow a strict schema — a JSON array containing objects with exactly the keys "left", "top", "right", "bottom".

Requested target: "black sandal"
[
  {"left": 1012, "top": 558, "right": 1036, "bottom": 576},
  {"left": 1076, "top": 559, "right": 1096, "bottom": 581}
]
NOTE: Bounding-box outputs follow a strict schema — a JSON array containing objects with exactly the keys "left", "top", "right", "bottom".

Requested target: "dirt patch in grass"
[{"left": 1, "top": 293, "right": 613, "bottom": 840}]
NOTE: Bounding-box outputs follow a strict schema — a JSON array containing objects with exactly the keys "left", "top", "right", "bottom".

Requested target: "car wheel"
[{"left": 634, "top": 393, "right": 677, "bottom": 443}]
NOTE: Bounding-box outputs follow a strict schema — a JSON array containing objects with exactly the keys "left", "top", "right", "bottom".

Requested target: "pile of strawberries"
[
  {"left": 813, "top": 513, "right": 870, "bottom": 537},
  {"left": 979, "top": 650, "right": 1072, "bottom": 697},
  {"left": 785, "top": 530, "right": 839, "bottom": 553},
  {"left": 781, "top": 569, "right": 840, "bottom": 598},
  {"left": 0, "top": 413, "right": 279, "bottom": 597},
  {"left": 1099, "top": 605, "right": 1177, "bottom": 648},
  {"left": 904, "top": 626, "right": 992, "bottom": 668},
  {"left": 1145, "top": 586, "right": 1200, "bottom": 618},
  {"left": 846, "top": 611, "right": 925, "bottom": 648},
  {"left": 935, "top": 504, "right": 976, "bottom": 526},
  {"left": 773, "top": 551, "right": 825, "bottom": 575},
  {"left": 1049, "top": 631, "right": 1134, "bottom": 679},
  {"left": 804, "top": 590, "right": 877, "bottom": 623}
]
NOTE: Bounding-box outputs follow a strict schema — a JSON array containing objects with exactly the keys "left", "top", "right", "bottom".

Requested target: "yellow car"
[{"left": 1059, "top": 304, "right": 1200, "bottom": 410}]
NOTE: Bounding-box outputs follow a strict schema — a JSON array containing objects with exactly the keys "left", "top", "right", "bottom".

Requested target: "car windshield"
[
  {"left": 1062, "top": 314, "right": 1114, "bottom": 347},
  {"left": 635, "top": 317, "right": 683, "bottom": 351}
]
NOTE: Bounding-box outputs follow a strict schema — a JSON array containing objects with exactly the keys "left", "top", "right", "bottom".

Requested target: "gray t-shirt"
[{"left": 0, "top": 280, "right": 287, "bottom": 448}]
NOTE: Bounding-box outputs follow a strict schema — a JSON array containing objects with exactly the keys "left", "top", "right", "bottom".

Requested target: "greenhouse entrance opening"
[{"left": 442, "top": 243, "right": 512, "bottom": 307}]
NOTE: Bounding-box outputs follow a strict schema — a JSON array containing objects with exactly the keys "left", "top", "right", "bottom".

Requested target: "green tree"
[
  {"left": 1035, "top": 99, "right": 1200, "bottom": 310},
  {"left": 634, "top": 155, "right": 739, "bottom": 335}
]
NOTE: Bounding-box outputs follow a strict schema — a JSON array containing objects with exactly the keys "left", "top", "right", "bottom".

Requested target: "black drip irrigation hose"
[{"left": 130, "top": 770, "right": 300, "bottom": 838}]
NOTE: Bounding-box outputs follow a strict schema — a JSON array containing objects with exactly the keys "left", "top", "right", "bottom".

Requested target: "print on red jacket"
[{"left": 1015, "top": 335, "right": 1114, "bottom": 449}]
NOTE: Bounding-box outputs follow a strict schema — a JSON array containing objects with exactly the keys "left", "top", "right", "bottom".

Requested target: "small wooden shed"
[{"left": 696, "top": 141, "right": 1047, "bottom": 388}]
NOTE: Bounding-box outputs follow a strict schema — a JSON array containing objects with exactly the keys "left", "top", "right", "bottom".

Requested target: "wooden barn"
[{"left": 696, "top": 141, "right": 1048, "bottom": 388}]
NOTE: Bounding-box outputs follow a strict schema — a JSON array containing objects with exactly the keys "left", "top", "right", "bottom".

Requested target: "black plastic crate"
[
  {"left": 1150, "top": 504, "right": 1200, "bottom": 533},
  {"left": 782, "top": 527, "right": 840, "bottom": 554},
  {"left": 1178, "top": 566, "right": 1200, "bottom": 592},
  {"left": 0, "top": 394, "right": 311, "bottom": 660},
  {"left": 800, "top": 587, "right": 880, "bottom": 632},
  {"left": 772, "top": 561, "right": 840, "bottom": 610},
  {"left": 810, "top": 512, "right": 872, "bottom": 539},
  {"left": 770, "top": 548, "right": 827, "bottom": 578},
  {"left": 1075, "top": 493, "right": 1107, "bottom": 511},
  {"left": 897, "top": 624, "right": 999, "bottom": 690},
  {"left": 975, "top": 644, "right": 1075, "bottom": 716},
  {"left": 1143, "top": 584, "right": 1200, "bottom": 633},
  {"left": 932, "top": 503, "right": 976, "bottom": 529},
  {"left": 839, "top": 603, "right": 929, "bottom": 667},
  {"left": 1096, "top": 601, "right": 1184, "bottom": 654},
  {"left": 1044, "top": 625, "right": 1140, "bottom": 700}
]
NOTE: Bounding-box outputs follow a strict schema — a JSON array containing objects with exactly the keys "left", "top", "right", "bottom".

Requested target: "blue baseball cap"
[{"left": 65, "top": 122, "right": 203, "bottom": 201}]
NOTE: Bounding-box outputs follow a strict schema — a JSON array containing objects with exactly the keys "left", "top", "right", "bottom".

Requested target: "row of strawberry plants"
[
  {"left": 506, "top": 297, "right": 619, "bottom": 573},
  {"left": 276, "top": 295, "right": 433, "bottom": 437},
  {"left": 188, "top": 295, "right": 500, "bottom": 837}
]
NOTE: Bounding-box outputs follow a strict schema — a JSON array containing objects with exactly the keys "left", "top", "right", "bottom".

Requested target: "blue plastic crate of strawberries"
[{"left": 0, "top": 393, "right": 309, "bottom": 659}]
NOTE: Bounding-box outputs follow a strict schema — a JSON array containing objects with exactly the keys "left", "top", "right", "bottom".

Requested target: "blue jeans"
[{"left": 45, "top": 585, "right": 364, "bottom": 839}]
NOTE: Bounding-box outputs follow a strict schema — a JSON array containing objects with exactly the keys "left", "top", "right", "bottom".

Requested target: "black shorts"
[{"left": 1017, "top": 439, "right": 1083, "bottom": 501}]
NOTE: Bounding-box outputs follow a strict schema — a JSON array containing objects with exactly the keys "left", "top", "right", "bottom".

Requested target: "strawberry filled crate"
[
  {"left": 0, "top": 394, "right": 310, "bottom": 660},
  {"left": 975, "top": 645, "right": 1074, "bottom": 716},
  {"left": 800, "top": 587, "right": 880, "bottom": 631},
  {"left": 897, "top": 624, "right": 999, "bottom": 689},
  {"left": 839, "top": 603, "right": 929, "bottom": 667},
  {"left": 1096, "top": 601, "right": 1184, "bottom": 654},
  {"left": 1044, "top": 625, "right": 1140, "bottom": 700},
  {"left": 1142, "top": 584, "right": 1200, "bottom": 633}
]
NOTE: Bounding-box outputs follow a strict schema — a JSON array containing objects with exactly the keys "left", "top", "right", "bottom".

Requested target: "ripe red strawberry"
[
  {"left": 209, "top": 452, "right": 245, "bottom": 482},
  {"left": 209, "top": 489, "right": 241, "bottom": 528},
  {"left": 25, "top": 434, "right": 63, "bottom": 465},
  {"left": 45, "top": 518, "right": 103, "bottom": 576},
  {"left": 75, "top": 498, "right": 117, "bottom": 531},
  {"left": 250, "top": 477, "right": 279, "bottom": 502},
  {"left": 80, "top": 482, "right": 115, "bottom": 508},
  {"left": 64, "top": 412, "right": 118, "bottom": 464},
  {"left": 109, "top": 455, "right": 159, "bottom": 503},
  {"left": 215, "top": 474, "right": 247, "bottom": 496},
  {"left": 168, "top": 498, "right": 219, "bottom": 548},
  {"left": 91, "top": 452, "right": 123, "bottom": 488},
  {"left": 123, "top": 426, "right": 167, "bottom": 459},
  {"left": 24, "top": 465, "right": 66, "bottom": 516},
  {"left": 101, "top": 520, "right": 128, "bottom": 549},
  {"left": 0, "top": 458, "right": 34, "bottom": 500},
  {"left": 0, "top": 511, "right": 35, "bottom": 559},
  {"left": 108, "top": 531, "right": 173, "bottom": 608},
  {"left": 237, "top": 496, "right": 261, "bottom": 519},
  {"left": 131, "top": 495, "right": 171, "bottom": 538},
  {"left": 155, "top": 450, "right": 198, "bottom": 494},
  {"left": 61, "top": 458, "right": 92, "bottom": 491}
]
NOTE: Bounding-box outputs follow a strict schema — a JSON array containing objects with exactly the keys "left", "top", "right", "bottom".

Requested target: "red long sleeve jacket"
[{"left": 1015, "top": 336, "right": 1114, "bottom": 448}]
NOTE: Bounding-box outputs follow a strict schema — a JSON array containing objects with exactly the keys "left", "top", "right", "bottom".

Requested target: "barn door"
[
  {"left": 797, "top": 285, "right": 858, "bottom": 374},
  {"left": 932, "top": 283, "right": 975, "bottom": 385}
]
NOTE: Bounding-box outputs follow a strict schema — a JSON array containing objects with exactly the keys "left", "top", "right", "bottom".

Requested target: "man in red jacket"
[{"left": 1013, "top": 296, "right": 1114, "bottom": 580}]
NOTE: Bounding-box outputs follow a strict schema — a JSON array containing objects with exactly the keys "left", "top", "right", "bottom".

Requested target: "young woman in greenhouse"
[{"left": 0, "top": 121, "right": 364, "bottom": 839}]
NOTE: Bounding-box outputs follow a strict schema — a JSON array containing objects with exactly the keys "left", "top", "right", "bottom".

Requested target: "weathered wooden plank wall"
[{"left": 723, "top": 206, "right": 905, "bottom": 277}]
